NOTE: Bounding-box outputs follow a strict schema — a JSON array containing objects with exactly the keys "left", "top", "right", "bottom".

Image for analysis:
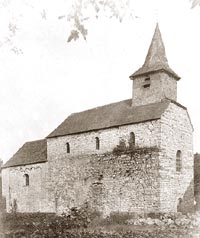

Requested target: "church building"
[{"left": 2, "top": 25, "right": 194, "bottom": 215}]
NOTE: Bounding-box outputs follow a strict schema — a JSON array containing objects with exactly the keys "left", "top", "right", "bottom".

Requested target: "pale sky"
[{"left": 0, "top": 0, "right": 200, "bottom": 162}]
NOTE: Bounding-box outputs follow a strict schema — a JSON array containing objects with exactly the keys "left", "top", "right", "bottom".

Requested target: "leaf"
[
  {"left": 77, "top": 23, "right": 88, "bottom": 40},
  {"left": 9, "top": 22, "right": 18, "bottom": 35},
  {"left": 67, "top": 30, "right": 79, "bottom": 42},
  {"left": 58, "top": 15, "right": 66, "bottom": 20},
  {"left": 66, "top": 0, "right": 131, "bottom": 42},
  {"left": 191, "top": 0, "right": 200, "bottom": 8},
  {"left": 41, "top": 9, "right": 47, "bottom": 20}
]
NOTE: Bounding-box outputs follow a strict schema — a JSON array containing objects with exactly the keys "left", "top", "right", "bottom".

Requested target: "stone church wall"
[
  {"left": 46, "top": 121, "right": 162, "bottom": 215},
  {"left": 1, "top": 103, "right": 194, "bottom": 215},
  {"left": 47, "top": 149, "right": 160, "bottom": 216},
  {"left": 160, "top": 102, "right": 194, "bottom": 213},
  {"left": 2, "top": 121, "right": 162, "bottom": 214},
  {"left": 2, "top": 162, "right": 50, "bottom": 213},
  {"left": 47, "top": 120, "right": 161, "bottom": 158}
]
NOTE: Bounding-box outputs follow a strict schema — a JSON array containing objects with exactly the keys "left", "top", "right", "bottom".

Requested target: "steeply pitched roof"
[
  {"left": 47, "top": 99, "right": 171, "bottom": 138},
  {"left": 3, "top": 139, "right": 47, "bottom": 168},
  {"left": 130, "top": 24, "right": 180, "bottom": 80}
]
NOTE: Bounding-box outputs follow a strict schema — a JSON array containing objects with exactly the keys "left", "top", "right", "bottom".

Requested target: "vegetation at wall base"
[{"left": 1, "top": 207, "right": 200, "bottom": 237}]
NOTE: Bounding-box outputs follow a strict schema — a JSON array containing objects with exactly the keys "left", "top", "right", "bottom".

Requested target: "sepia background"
[{"left": 0, "top": 0, "right": 200, "bottom": 162}]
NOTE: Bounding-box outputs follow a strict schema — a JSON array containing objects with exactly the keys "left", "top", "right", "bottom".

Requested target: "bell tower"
[{"left": 130, "top": 24, "right": 180, "bottom": 107}]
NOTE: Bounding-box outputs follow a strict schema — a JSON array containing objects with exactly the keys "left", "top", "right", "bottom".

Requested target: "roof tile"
[
  {"left": 47, "top": 99, "right": 170, "bottom": 138},
  {"left": 130, "top": 24, "right": 180, "bottom": 80},
  {"left": 3, "top": 139, "right": 47, "bottom": 168}
]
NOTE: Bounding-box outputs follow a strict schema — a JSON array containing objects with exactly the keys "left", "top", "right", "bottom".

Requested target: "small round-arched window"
[
  {"left": 24, "top": 174, "right": 29, "bottom": 186},
  {"left": 177, "top": 197, "right": 183, "bottom": 212},
  {"left": 129, "top": 132, "right": 135, "bottom": 149},
  {"left": 66, "top": 142, "right": 70, "bottom": 153},
  {"left": 176, "top": 150, "right": 182, "bottom": 172},
  {"left": 95, "top": 137, "right": 100, "bottom": 150}
]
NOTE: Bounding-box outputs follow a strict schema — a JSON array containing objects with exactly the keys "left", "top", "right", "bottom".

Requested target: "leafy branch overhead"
[
  {"left": 66, "top": 0, "right": 200, "bottom": 42},
  {"left": 2, "top": 0, "right": 198, "bottom": 53},
  {"left": 190, "top": 0, "right": 200, "bottom": 8},
  {"left": 67, "top": 0, "right": 131, "bottom": 42}
]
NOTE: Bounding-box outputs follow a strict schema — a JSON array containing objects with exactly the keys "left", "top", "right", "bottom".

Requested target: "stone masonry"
[
  {"left": 2, "top": 162, "right": 49, "bottom": 213},
  {"left": 46, "top": 121, "right": 161, "bottom": 215},
  {"left": 160, "top": 103, "right": 193, "bottom": 213},
  {"left": 47, "top": 149, "right": 160, "bottom": 216},
  {"left": 132, "top": 73, "right": 177, "bottom": 107},
  {"left": 45, "top": 101, "right": 193, "bottom": 215},
  {"left": 1, "top": 24, "right": 194, "bottom": 216},
  {"left": 47, "top": 120, "right": 160, "bottom": 158}
]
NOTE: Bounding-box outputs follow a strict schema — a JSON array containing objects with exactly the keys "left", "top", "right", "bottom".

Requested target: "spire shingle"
[{"left": 130, "top": 24, "right": 180, "bottom": 80}]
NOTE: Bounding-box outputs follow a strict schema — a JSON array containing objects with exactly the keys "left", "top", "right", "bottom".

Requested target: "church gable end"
[{"left": 159, "top": 102, "right": 193, "bottom": 212}]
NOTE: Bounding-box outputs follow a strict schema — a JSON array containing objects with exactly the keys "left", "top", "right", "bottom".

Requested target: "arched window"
[
  {"left": 66, "top": 142, "right": 70, "bottom": 153},
  {"left": 129, "top": 132, "right": 135, "bottom": 149},
  {"left": 95, "top": 137, "right": 100, "bottom": 150},
  {"left": 177, "top": 198, "right": 183, "bottom": 212},
  {"left": 176, "top": 150, "right": 182, "bottom": 172},
  {"left": 24, "top": 174, "right": 29, "bottom": 186}
]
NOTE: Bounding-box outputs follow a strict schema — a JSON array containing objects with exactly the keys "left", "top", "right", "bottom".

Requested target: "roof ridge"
[
  {"left": 70, "top": 99, "right": 132, "bottom": 116},
  {"left": 25, "top": 138, "right": 46, "bottom": 144},
  {"left": 70, "top": 99, "right": 169, "bottom": 117}
]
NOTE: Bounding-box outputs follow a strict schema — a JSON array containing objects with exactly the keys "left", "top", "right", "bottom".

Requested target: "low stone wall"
[{"left": 47, "top": 147, "right": 160, "bottom": 215}]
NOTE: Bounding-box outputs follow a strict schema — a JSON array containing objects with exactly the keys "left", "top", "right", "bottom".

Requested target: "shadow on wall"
[
  {"left": 0, "top": 161, "right": 6, "bottom": 213},
  {"left": 177, "top": 153, "right": 200, "bottom": 213},
  {"left": 194, "top": 153, "right": 200, "bottom": 210},
  {"left": 177, "top": 178, "right": 194, "bottom": 214}
]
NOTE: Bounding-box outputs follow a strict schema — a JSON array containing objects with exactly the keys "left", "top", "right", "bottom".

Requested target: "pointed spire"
[
  {"left": 143, "top": 23, "right": 168, "bottom": 68},
  {"left": 130, "top": 24, "right": 180, "bottom": 80}
]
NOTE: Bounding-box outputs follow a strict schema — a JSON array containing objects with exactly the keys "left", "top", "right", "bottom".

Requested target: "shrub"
[
  {"left": 147, "top": 212, "right": 165, "bottom": 219},
  {"left": 113, "top": 139, "right": 127, "bottom": 155},
  {"left": 2, "top": 203, "right": 101, "bottom": 236},
  {"left": 103, "top": 212, "right": 136, "bottom": 225}
]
